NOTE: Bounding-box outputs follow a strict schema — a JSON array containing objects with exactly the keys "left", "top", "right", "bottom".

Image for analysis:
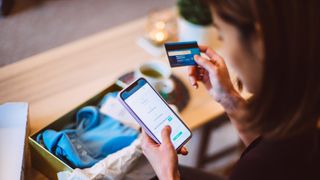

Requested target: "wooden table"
[
  {"left": 0, "top": 12, "right": 227, "bottom": 135},
  {"left": 0, "top": 9, "right": 233, "bottom": 179}
]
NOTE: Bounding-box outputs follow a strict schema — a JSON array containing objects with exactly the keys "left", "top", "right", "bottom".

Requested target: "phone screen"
[{"left": 120, "top": 78, "right": 191, "bottom": 149}]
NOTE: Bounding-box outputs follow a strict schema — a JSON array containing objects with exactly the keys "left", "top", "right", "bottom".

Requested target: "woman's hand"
[
  {"left": 141, "top": 126, "right": 188, "bottom": 180},
  {"left": 188, "top": 45, "right": 258, "bottom": 146},
  {"left": 188, "top": 45, "right": 244, "bottom": 114}
]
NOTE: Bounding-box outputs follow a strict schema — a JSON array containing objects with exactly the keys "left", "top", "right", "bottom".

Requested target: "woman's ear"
[{"left": 252, "top": 23, "right": 265, "bottom": 63}]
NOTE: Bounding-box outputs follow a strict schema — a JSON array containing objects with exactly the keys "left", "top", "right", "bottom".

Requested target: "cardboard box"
[
  {"left": 0, "top": 102, "right": 30, "bottom": 180},
  {"left": 29, "top": 83, "right": 122, "bottom": 179}
]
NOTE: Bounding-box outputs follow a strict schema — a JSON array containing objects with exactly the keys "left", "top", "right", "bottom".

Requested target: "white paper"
[
  {"left": 136, "top": 37, "right": 165, "bottom": 57},
  {"left": 99, "top": 96, "right": 140, "bottom": 130}
]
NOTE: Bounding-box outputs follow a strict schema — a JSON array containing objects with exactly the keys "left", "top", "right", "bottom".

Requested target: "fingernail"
[
  {"left": 194, "top": 55, "right": 199, "bottom": 59},
  {"left": 193, "top": 84, "right": 197, "bottom": 89}
]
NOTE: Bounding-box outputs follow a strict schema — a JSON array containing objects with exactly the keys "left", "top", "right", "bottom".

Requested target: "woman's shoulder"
[{"left": 229, "top": 129, "right": 320, "bottom": 180}]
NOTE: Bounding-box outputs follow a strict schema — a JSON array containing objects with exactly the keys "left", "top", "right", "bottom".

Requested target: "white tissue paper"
[
  {"left": 57, "top": 136, "right": 142, "bottom": 180},
  {"left": 99, "top": 96, "right": 140, "bottom": 131}
]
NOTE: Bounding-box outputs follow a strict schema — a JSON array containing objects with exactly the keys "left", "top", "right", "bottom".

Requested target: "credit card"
[{"left": 164, "top": 41, "right": 200, "bottom": 67}]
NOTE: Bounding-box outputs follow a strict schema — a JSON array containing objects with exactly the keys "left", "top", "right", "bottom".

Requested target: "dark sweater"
[{"left": 230, "top": 129, "right": 320, "bottom": 180}]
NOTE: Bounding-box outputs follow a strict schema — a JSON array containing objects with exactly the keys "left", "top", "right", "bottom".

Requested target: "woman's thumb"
[
  {"left": 161, "top": 126, "right": 172, "bottom": 145},
  {"left": 194, "top": 55, "right": 215, "bottom": 73}
]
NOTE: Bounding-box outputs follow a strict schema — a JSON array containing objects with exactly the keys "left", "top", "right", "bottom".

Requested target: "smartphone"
[{"left": 118, "top": 77, "right": 192, "bottom": 150}]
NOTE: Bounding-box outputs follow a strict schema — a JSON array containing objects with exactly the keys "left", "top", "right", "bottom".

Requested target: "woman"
[{"left": 141, "top": 0, "right": 320, "bottom": 180}]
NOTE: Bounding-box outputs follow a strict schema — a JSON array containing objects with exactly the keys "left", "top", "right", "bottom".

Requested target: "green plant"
[{"left": 177, "top": 0, "right": 212, "bottom": 26}]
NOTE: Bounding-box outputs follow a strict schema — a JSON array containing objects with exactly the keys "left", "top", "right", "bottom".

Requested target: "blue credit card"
[{"left": 164, "top": 41, "right": 200, "bottom": 67}]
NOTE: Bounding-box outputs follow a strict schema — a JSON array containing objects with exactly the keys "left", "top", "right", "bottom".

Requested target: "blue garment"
[{"left": 37, "top": 97, "right": 139, "bottom": 168}]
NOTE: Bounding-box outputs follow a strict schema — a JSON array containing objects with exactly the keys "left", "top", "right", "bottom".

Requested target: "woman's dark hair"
[{"left": 209, "top": 0, "right": 320, "bottom": 138}]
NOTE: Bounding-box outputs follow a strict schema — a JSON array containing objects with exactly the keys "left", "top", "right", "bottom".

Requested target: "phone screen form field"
[{"left": 124, "top": 81, "right": 191, "bottom": 149}]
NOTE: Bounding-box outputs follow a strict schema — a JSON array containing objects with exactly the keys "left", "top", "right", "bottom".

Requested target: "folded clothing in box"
[{"left": 36, "top": 93, "right": 139, "bottom": 168}]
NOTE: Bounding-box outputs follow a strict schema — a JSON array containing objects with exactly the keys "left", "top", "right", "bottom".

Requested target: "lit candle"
[
  {"left": 145, "top": 11, "right": 176, "bottom": 46},
  {"left": 148, "top": 21, "right": 169, "bottom": 45}
]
